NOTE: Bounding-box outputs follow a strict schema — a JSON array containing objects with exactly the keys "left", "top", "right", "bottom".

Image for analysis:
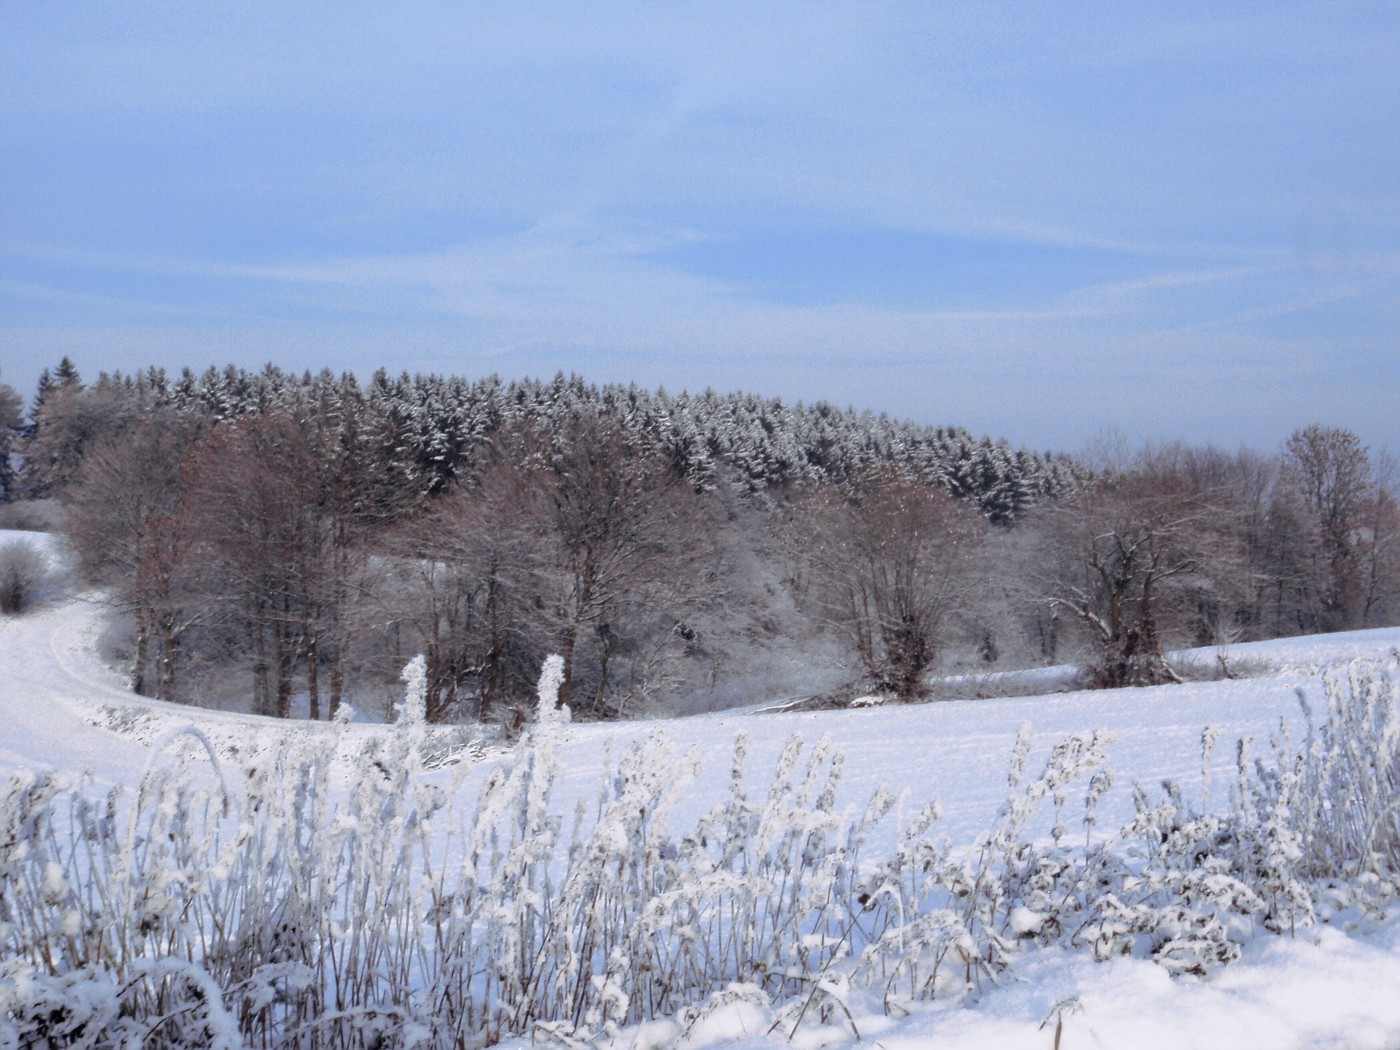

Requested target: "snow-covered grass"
[
  {"left": 4, "top": 648, "right": 1400, "bottom": 1047},
  {"left": 2, "top": 532, "right": 1400, "bottom": 1048}
]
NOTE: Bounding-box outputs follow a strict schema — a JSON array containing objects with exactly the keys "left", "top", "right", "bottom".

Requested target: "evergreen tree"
[{"left": 0, "top": 379, "right": 24, "bottom": 502}]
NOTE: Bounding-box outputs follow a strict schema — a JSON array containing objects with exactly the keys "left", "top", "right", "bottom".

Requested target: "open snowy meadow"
[{"left": 3, "top": 529, "right": 1399, "bottom": 1049}]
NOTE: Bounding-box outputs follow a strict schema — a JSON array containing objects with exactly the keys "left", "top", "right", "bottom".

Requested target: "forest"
[{"left": 1, "top": 357, "right": 1396, "bottom": 724}]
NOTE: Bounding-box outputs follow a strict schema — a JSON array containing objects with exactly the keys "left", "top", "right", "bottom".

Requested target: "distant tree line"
[{"left": 0, "top": 358, "right": 1395, "bottom": 718}]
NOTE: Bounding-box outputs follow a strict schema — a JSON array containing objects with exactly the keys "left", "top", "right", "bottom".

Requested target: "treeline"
[
  {"left": 0, "top": 358, "right": 1396, "bottom": 720},
  {"left": 11, "top": 359, "right": 1079, "bottom": 518}
]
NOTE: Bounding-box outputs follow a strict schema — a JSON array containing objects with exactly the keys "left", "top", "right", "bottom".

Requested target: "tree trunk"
[
  {"left": 274, "top": 602, "right": 295, "bottom": 719},
  {"left": 159, "top": 612, "right": 180, "bottom": 700},
  {"left": 305, "top": 631, "right": 320, "bottom": 721},
  {"left": 558, "top": 625, "right": 578, "bottom": 710},
  {"left": 482, "top": 570, "right": 502, "bottom": 722},
  {"left": 251, "top": 601, "right": 271, "bottom": 716},
  {"left": 592, "top": 621, "right": 615, "bottom": 713},
  {"left": 132, "top": 606, "right": 150, "bottom": 696},
  {"left": 330, "top": 658, "right": 345, "bottom": 720}
]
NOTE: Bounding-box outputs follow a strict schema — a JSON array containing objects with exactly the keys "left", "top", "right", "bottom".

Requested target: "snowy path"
[
  {"left": 0, "top": 594, "right": 338, "bottom": 784},
  {"left": 0, "top": 592, "right": 150, "bottom": 785}
]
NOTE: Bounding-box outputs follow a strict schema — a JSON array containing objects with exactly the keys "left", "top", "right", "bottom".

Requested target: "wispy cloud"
[{"left": 3, "top": 3, "right": 1398, "bottom": 453}]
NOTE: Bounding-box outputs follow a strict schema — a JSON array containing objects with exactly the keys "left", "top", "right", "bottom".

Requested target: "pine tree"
[{"left": 0, "top": 379, "right": 24, "bottom": 502}]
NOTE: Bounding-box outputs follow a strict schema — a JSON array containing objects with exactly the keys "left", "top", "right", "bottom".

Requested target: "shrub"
[{"left": 0, "top": 540, "right": 47, "bottom": 614}]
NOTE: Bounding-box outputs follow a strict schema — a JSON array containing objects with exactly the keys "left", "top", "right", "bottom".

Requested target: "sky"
[{"left": 1, "top": 1, "right": 1397, "bottom": 457}]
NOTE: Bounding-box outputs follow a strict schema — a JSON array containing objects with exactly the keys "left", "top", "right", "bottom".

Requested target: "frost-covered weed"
[
  {"left": 851, "top": 725, "right": 1119, "bottom": 1007},
  {"left": 3, "top": 655, "right": 1398, "bottom": 1047},
  {"left": 1282, "top": 659, "right": 1400, "bottom": 882}
]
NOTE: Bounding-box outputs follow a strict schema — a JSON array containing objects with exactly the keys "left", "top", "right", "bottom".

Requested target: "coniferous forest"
[{"left": 1, "top": 357, "right": 1396, "bottom": 724}]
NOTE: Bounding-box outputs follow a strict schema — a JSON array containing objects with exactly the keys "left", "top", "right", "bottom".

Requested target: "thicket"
[
  {"left": 3, "top": 655, "right": 1397, "bottom": 1047},
  {"left": 2, "top": 358, "right": 1398, "bottom": 717}
]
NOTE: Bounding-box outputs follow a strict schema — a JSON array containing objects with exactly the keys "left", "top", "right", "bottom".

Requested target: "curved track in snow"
[{"left": 0, "top": 592, "right": 149, "bottom": 785}]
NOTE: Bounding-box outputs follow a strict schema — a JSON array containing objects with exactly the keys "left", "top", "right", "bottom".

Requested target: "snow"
[
  {"left": 1008, "top": 905, "right": 1045, "bottom": 936},
  {"left": 487, "top": 923, "right": 1400, "bottom": 1050},
  {"left": 472, "top": 928, "right": 1400, "bottom": 1050},
  {"left": 3, "top": 528, "right": 1399, "bottom": 1048}
]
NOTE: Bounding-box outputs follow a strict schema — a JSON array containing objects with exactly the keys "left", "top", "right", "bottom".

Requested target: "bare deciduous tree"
[
  {"left": 543, "top": 412, "right": 718, "bottom": 714},
  {"left": 1283, "top": 424, "right": 1375, "bottom": 630},
  {"left": 1041, "top": 458, "right": 1243, "bottom": 687},
  {"left": 63, "top": 413, "right": 202, "bottom": 697},
  {"left": 1357, "top": 452, "right": 1400, "bottom": 628},
  {"left": 389, "top": 453, "right": 552, "bottom": 723},
  {"left": 182, "top": 413, "right": 328, "bottom": 717},
  {"left": 808, "top": 471, "right": 983, "bottom": 700}
]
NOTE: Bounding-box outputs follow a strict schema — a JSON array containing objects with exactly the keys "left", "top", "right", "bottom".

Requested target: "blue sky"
[{"left": 2, "top": 2, "right": 1397, "bottom": 455}]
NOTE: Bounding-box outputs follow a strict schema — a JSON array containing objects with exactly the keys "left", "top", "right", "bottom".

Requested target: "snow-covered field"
[{"left": 3, "top": 528, "right": 1400, "bottom": 1049}]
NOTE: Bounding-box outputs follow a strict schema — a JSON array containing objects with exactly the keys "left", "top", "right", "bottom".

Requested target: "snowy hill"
[{"left": 3, "top": 529, "right": 1399, "bottom": 1049}]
